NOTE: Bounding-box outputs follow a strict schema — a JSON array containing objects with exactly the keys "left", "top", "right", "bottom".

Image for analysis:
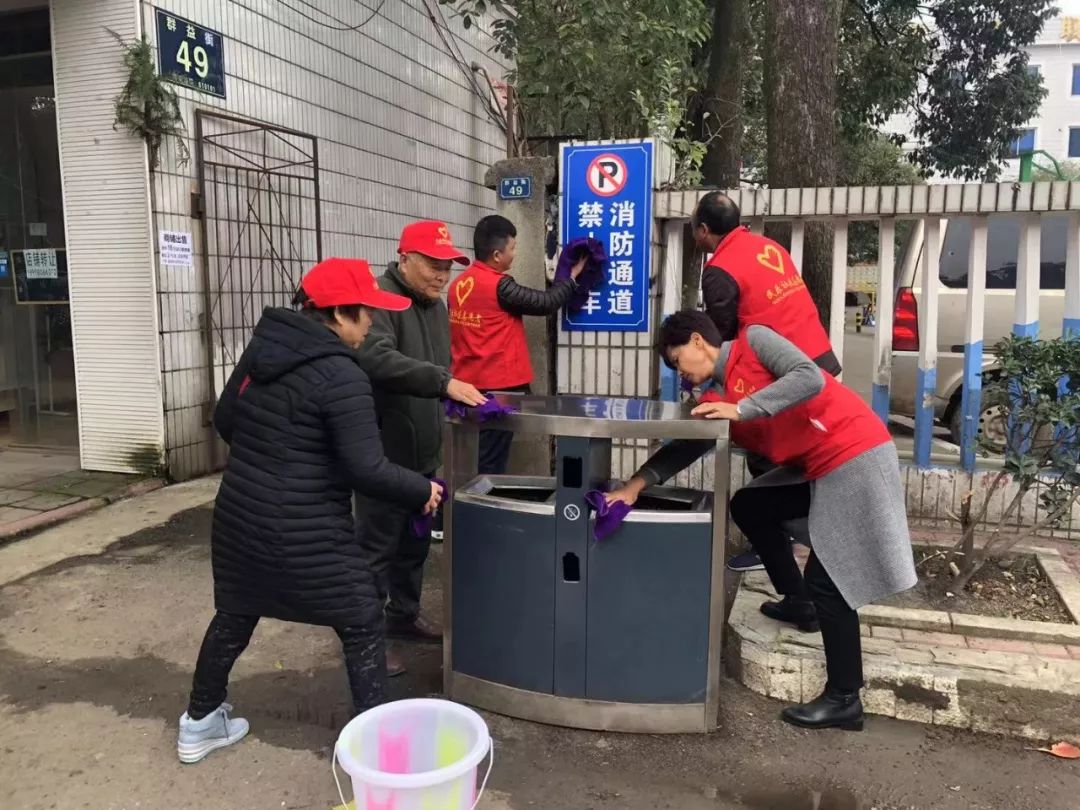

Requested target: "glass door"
[{"left": 0, "top": 7, "right": 76, "bottom": 448}]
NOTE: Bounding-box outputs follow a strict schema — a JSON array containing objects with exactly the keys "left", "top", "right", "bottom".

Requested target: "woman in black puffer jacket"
[{"left": 177, "top": 258, "right": 441, "bottom": 765}]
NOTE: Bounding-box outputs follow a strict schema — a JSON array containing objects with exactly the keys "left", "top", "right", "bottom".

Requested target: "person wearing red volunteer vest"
[
  {"left": 450, "top": 215, "right": 586, "bottom": 474},
  {"left": 694, "top": 191, "right": 841, "bottom": 375},
  {"left": 694, "top": 191, "right": 842, "bottom": 574},
  {"left": 606, "top": 311, "right": 916, "bottom": 732}
]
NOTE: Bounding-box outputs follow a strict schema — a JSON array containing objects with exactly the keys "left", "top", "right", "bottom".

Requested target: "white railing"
[{"left": 654, "top": 182, "right": 1080, "bottom": 473}]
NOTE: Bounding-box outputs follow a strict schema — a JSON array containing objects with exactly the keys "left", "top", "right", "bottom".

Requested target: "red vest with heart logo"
[
  {"left": 706, "top": 227, "right": 833, "bottom": 362},
  {"left": 701, "top": 333, "right": 890, "bottom": 479},
  {"left": 449, "top": 261, "right": 533, "bottom": 390}
]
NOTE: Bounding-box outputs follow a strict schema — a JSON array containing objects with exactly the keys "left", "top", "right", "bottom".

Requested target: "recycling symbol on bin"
[{"left": 563, "top": 504, "right": 582, "bottom": 522}]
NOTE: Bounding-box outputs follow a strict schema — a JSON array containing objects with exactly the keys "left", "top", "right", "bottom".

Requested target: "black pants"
[
  {"left": 187, "top": 611, "right": 385, "bottom": 720},
  {"left": 356, "top": 489, "right": 430, "bottom": 624},
  {"left": 478, "top": 384, "right": 530, "bottom": 476},
  {"left": 730, "top": 483, "right": 864, "bottom": 693}
]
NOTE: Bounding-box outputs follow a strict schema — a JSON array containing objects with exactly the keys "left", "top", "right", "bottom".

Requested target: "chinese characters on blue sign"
[
  {"left": 560, "top": 141, "right": 654, "bottom": 332},
  {"left": 499, "top": 176, "right": 532, "bottom": 200},
  {"left": 156, "top": 8, "right": 226, "bottom": 98}
]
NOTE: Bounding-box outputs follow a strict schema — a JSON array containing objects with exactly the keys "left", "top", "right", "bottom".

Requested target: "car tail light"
[{"left": 893, "top": 287, "right": 919, "bottom": 352}]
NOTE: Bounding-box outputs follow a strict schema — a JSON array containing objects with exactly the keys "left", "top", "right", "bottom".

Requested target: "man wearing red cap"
[
  {"left": 356, "top": 221, "right": 484, "bottom": 668},
  {"left": 178, "top": 258, "right": 443, "bottom": 763}
]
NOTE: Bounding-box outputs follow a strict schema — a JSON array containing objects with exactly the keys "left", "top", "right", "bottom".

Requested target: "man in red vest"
[
  {"left": 693, "top": 191, "right": 842, "bottom": 572},
  {"left": 450, "top": 214, "right": 586, "bottom": 474},
  {"left": 695, "top": 191, "right": 841, "bottom": 375}
]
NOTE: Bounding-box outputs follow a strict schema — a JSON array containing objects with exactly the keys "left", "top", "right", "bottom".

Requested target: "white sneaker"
[{"left": 177, "top": 702, "right": 250, "bottom": 764}]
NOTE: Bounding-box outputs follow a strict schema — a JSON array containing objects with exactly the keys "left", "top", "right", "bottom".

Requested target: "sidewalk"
[
  {"left": 0, "top": 481, "right": 1078, "bottom": 809},
  {"left": 0, "top": 447, "right": 163, "bottom": 540}
]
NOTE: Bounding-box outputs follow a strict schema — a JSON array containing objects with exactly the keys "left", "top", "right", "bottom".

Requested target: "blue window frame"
[
  {"left": 1008, "top": 128, "right": 1036, "bottom": 159},
  {"left": 1072, "top": 64, "right": 1080, "bottom": 95},
  {"left": 1070, "top": 128, "right": 1080, "bottom": 158}
]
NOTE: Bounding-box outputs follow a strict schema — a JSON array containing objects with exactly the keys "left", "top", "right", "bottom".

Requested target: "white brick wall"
[
  {"left": 52, "top": 0, "right": 164, "bottom": 474},
  {"left": 141, "top": 0, "right": 507, "bottom": 478}
]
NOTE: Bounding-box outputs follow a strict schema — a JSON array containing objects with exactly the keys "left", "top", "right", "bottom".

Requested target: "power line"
[
  {"left": 268, "top": 0, "right": 386, "bottom": 32},
  {"left": 417, "top": 0, "right": 507, "bottom": 131}
]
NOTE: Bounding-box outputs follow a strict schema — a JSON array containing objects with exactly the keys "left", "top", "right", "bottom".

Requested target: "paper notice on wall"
[
  {"left": 29, "top": 222, "right": 47, "bottom": 237},
  {"left": 23, "top": 249, "right": 58, "bottom": 279},
  {"left": 159, "top": 230, "right": 194, "bottom": 267}
]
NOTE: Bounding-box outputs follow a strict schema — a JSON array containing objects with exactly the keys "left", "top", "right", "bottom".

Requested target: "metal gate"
[{"left": 194, "top": 111, "right": 322, "bottom": 403}]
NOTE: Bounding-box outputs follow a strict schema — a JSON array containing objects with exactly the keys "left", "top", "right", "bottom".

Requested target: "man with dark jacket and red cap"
[
  {"left": 178, "top": 258, "right": 442, "bottom": 764},
  {"left": 355, "top": 221, "right": 485, "bottom": 674},
  {"left": 449, "top": 214, "right": 587, "bottom": 475},
  {"left": 693, "top": 191, "right": 842, "bottom": 572}
]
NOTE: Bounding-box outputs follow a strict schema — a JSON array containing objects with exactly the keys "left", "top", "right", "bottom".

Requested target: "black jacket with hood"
[{"left": 211, "top": 307, "right": 432, "bottom": 627}]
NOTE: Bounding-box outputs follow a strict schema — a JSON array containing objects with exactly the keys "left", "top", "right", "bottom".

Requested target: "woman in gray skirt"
[{"left": 606, "top": 310, "right": 917, "bottom": 731}]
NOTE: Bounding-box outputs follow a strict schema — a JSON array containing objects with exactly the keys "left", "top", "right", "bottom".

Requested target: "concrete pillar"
[{"left": 483, "top": 157, "right": 557, "bottom": 475}]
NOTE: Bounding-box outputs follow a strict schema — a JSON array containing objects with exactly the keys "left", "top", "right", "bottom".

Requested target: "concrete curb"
[
  {"left": 0, "top": 478, "right": 166, "bottom": 542},
  {"left": 729, "top": 568, "right": 1080, "bottom": 741}
]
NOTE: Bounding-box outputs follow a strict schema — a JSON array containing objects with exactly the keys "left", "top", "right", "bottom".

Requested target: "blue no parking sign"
[{"left": 560, "top": 141, "right": 654, "bottom": 333}]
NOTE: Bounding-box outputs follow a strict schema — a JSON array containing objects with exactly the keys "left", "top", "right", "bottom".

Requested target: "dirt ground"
[
  {"left": 1, "top": 502, "right": 1079, "bottom": 810},
  {"left": 881, "top": 551, "right": 1073, "bottom": 623}
]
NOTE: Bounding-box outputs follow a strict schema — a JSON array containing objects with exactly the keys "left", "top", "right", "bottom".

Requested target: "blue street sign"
[
  {"left": 560, "top": 141, "right": 654, "bottom": 332},
  {"left": 499, "top": 176, "right": 532, "bottom": 200},
  {"left": 156, "top": 8, "right": 226, "bottom": 99}
]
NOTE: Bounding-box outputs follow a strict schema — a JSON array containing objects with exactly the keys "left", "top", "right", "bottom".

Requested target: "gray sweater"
[
  {"left": 637, "top": 324, "right": 824, "bottom": 485},
  {"left": 636, "top": 324, "right": 917, "bottom": 610}
]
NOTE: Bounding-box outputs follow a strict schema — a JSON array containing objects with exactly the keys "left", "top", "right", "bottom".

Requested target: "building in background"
[
  {"left": 0, "top": 0, "right": 506, "bottom": 480},
  {"left": 886, "top": 12, "right": 1080, "bottom": 181}
]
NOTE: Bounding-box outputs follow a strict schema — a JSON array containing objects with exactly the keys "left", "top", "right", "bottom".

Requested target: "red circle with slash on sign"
[{"left": 586, "top": 153, "right": 628, "bottom": 197}]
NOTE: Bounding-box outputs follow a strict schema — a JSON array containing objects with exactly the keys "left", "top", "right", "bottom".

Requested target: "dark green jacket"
[{"left": 357, "top": 263, "right": 451, "bottom": 475}]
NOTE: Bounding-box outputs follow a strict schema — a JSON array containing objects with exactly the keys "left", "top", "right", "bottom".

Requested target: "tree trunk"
[
  {"left": 764, "top": 0, "right": 843, "bottom": 327},
  {"left": 699, "top": 0, "right": 749, "bottom": 188}
]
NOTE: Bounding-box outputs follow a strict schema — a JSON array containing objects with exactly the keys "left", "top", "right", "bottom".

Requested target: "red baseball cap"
[
  {"left": 398, "top": 220, "right": 469, "bottom": 265},
  {"left": 300, "top": 258, "right": 411, "bottom": 311}
]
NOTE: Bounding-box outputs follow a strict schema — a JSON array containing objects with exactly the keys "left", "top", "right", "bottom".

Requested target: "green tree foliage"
[
  {"left": 447, "top": 0, "right": 1053, "bottom": 183},
  {"left": 950, "top": 336, "right": 1080, "bottom": 590},
  {"left": 440, "top": 0, "right": 709, "bottom": 141},
  {"left": 909, "top": 0, "right": 1053, "bottom": 179}
]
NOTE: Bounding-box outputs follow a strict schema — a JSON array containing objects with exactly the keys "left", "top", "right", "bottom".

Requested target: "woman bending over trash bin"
[
  {"left": 605, "top": 310, "right": 916, "bottom": 731},
  {"left": 177, "top": 258, "right": 442, "bottom": 764}
]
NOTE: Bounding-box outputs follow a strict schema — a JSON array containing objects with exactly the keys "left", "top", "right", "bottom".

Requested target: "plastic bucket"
[{"left": 333, "top": 698, "right": 492, "bottom": 810}]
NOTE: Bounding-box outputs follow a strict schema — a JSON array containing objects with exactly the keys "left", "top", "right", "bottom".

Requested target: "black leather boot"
[
  {"left": 781, "top": 688, "right": 864, "bottom": 731},
  {"left": 760, "top": 596, "right": 819, "bottom": 633}
]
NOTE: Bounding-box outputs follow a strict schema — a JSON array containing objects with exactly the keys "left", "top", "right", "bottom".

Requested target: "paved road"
[
  {"left": 1, "top": 496, "right": 1077, "bottom": 810},
  {"left": 839, "top": 324, "right": 964, "bottom": 462}
]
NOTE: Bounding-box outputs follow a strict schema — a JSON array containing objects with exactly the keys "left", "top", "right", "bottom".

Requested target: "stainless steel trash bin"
[{"left": 443, "top": 394, "right": 730, "bottom": 734}]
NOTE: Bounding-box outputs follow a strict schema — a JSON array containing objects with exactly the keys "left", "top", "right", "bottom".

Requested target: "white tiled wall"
[
  {"left": 52, "top": 0, "right": 164, "bottom": 474},
  {"left": 142, "top": 0, "right": 507, "bottom": 478}
]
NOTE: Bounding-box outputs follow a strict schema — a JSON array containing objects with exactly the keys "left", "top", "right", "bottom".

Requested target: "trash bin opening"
[
  {"left": 634, "top": 494, "right": 696, "bottom": 511},
  {"left": 487, "top": 487, "right": 556, "bottom": 503}
]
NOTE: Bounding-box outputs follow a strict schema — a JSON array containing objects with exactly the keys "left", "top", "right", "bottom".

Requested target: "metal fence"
[{"left": 556, "top": 181, "right": 1080, "bottom": 537}]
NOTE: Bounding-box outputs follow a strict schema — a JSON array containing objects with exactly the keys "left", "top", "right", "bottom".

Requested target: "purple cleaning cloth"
[
  {"left": 584, "top": 489, "right": 633, "bottom": 542},
  {"left": 411, "top": 477, "right": 447, "bottom": 538},
  {"left": 555, "top": 237, "right": 609, "bottom": 313},
  {"left": 444, "top": 395, "right": 518, "bottom": 422}
]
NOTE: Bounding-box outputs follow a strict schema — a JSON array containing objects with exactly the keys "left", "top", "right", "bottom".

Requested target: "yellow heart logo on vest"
[
  {"left": 455, "top": 276, "right": 475, "bottom": 306},
  {"left": 756, "top": 244, "right": 786, "bottom": 275},
  {"left": 734, "top": 378, "right": 746, "bottom": 394}
]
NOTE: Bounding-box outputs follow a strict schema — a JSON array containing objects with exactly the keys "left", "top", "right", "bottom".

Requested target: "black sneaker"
[{"left": 727, "top": 551, "right": 765, "bottom": 572}]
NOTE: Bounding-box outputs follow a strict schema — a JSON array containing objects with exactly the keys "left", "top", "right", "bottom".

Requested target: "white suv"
[{"left": 889, "top": 215, "right": 1067, "bottom": 446}]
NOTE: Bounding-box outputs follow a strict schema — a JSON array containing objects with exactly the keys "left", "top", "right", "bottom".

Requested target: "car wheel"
[{"left": 948, "top": 395, "right": 1007, "bottom": 455}]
